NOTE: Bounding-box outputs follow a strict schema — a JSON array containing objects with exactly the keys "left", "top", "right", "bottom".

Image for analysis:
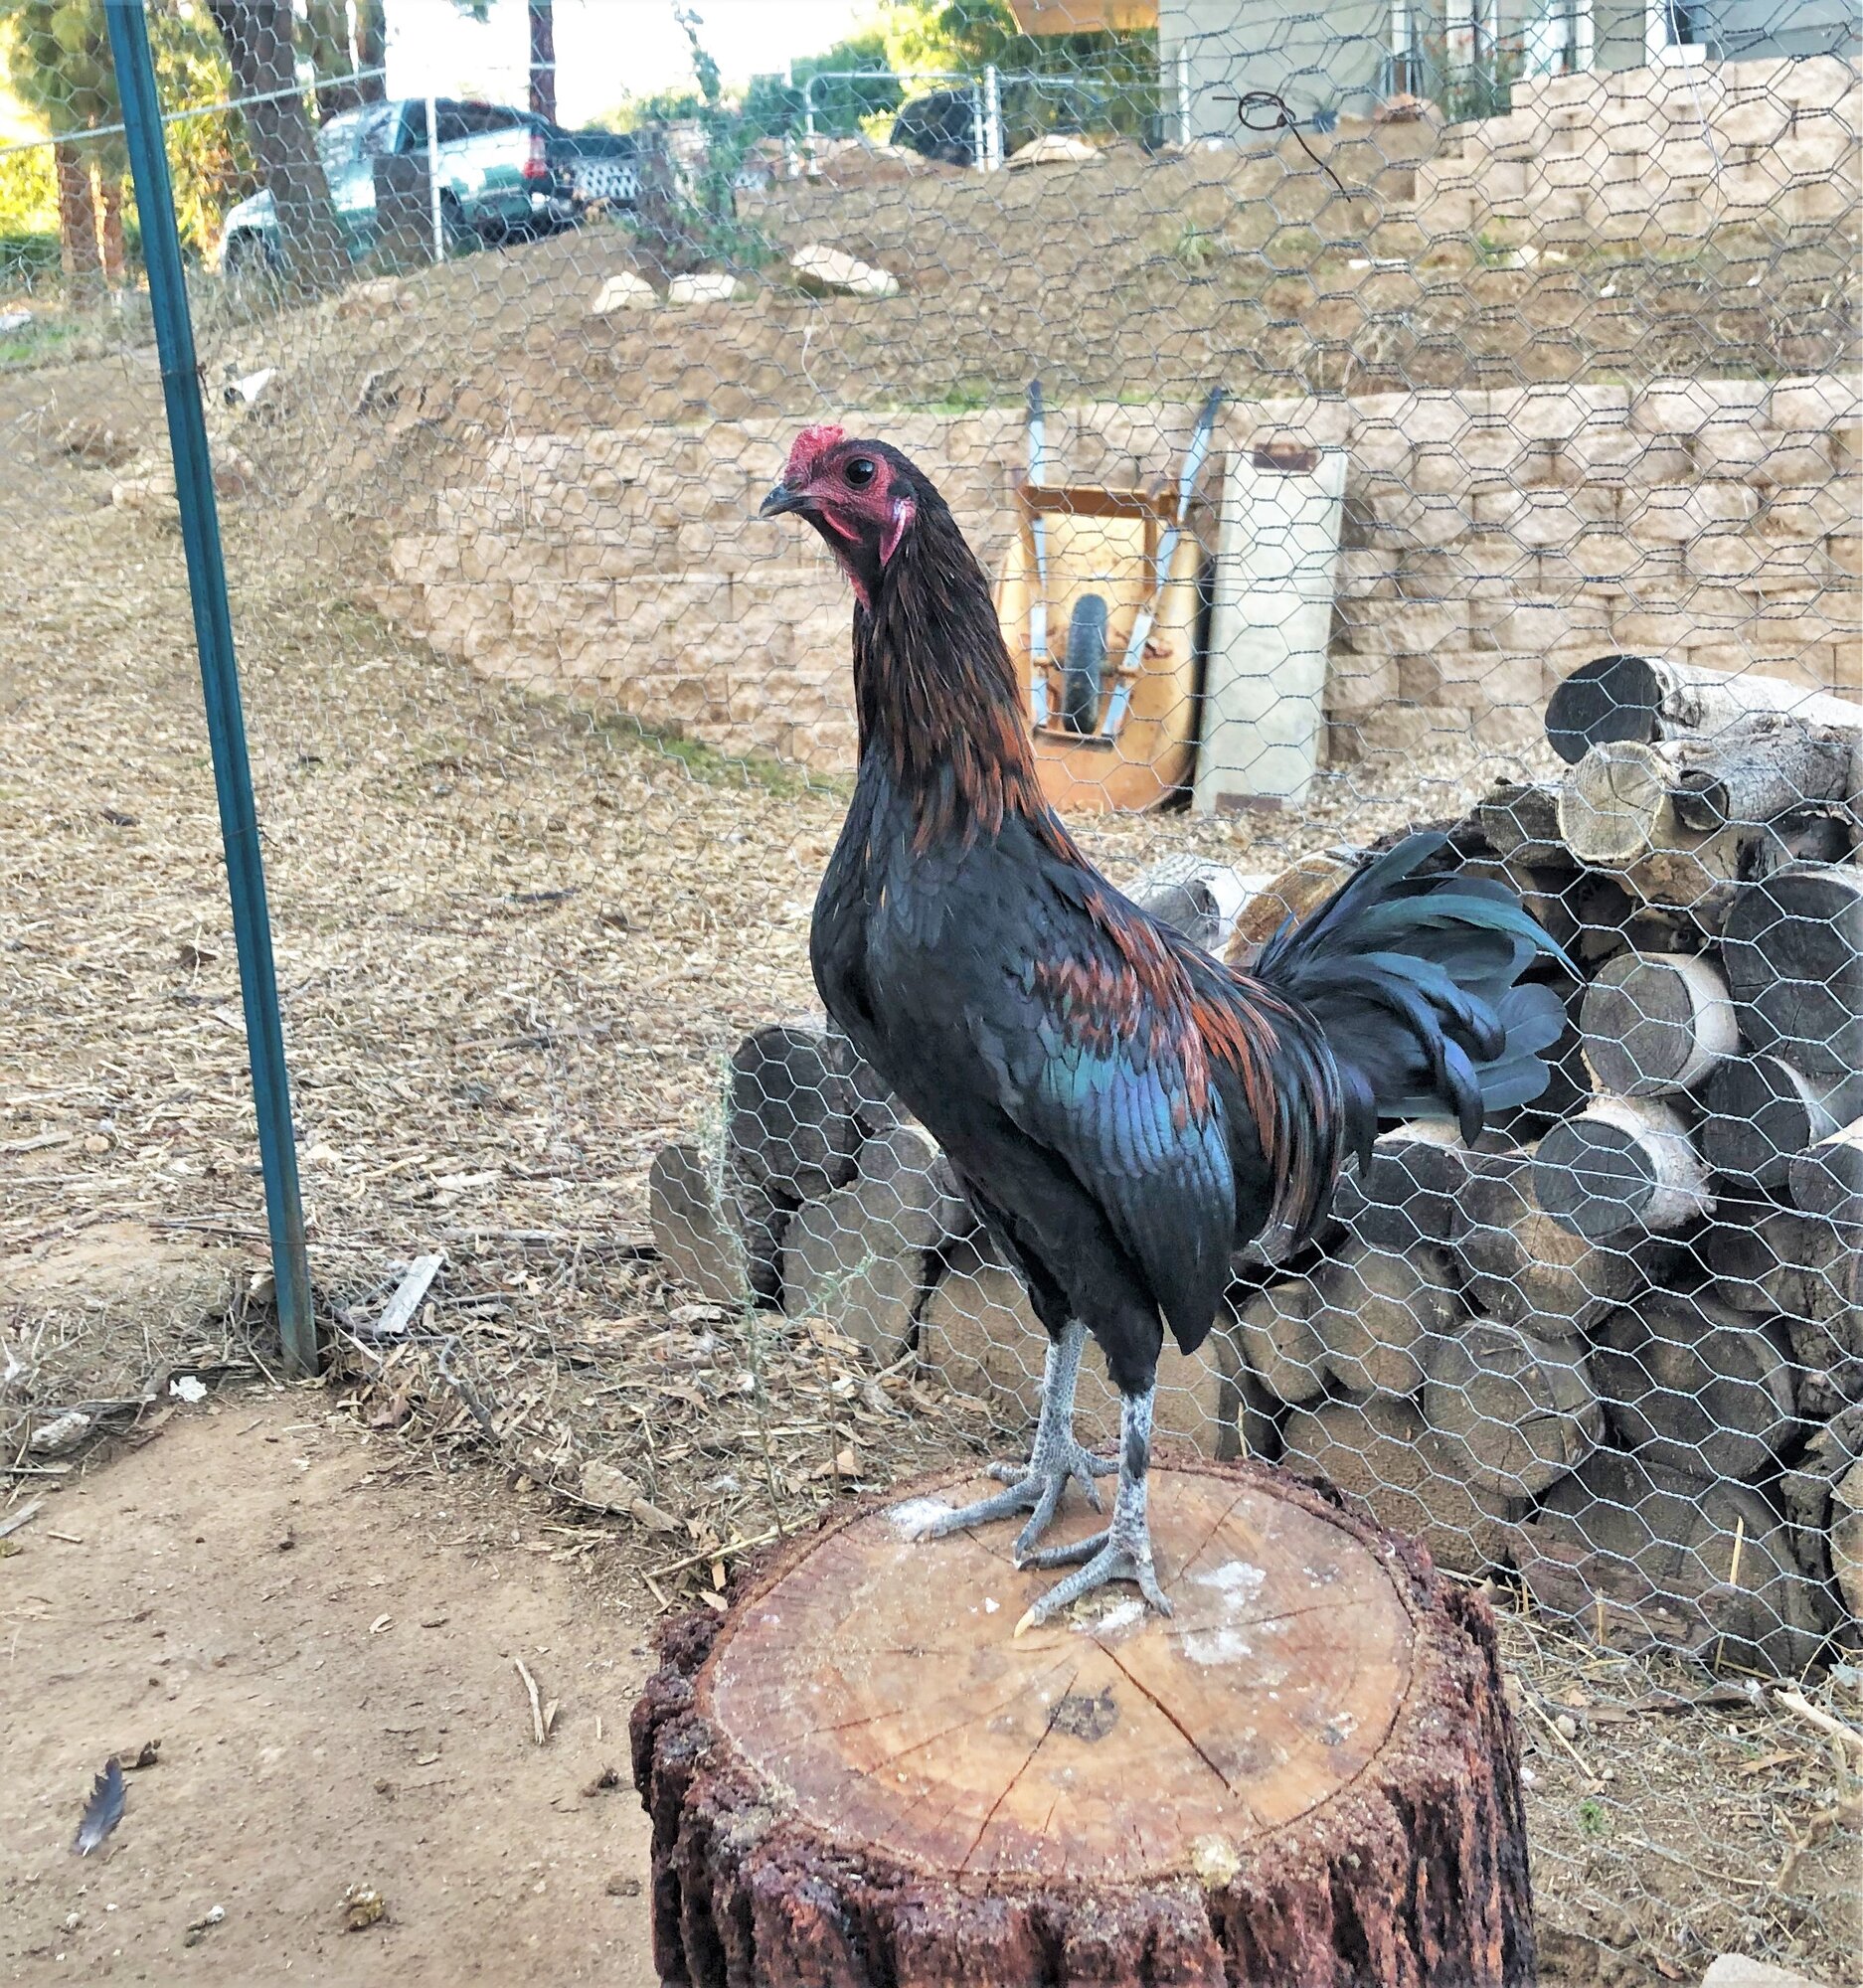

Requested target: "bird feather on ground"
[{"left": 761, "top": 427, "right": 1570, "bottom": 1631}]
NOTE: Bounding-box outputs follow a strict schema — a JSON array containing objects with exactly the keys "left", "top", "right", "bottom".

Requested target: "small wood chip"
[{"left": 514, "top": 1655, "right": 549, "bottom": 1745}]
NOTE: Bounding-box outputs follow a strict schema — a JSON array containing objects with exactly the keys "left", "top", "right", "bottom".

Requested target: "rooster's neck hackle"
[{"left": 854, "top": 491, "right": 1052, "bottom": 850}]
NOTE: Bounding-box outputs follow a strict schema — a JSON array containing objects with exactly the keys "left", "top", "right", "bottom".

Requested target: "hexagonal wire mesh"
[{"left": 1, "top": 0, "right": 1859, "bottom": 1971}]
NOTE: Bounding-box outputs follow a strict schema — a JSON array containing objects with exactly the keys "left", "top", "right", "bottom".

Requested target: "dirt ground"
[
  {"left": 0, "top": 1389, "right": 660, "bottom": 1986},
  {"left": 1, "top": 148, "right": 1858, "bottom": 1985}
]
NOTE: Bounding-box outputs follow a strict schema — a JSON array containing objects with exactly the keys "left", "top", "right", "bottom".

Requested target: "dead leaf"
[{"left": 341, "top": 1885, "right": 386, "bottom": 1931}]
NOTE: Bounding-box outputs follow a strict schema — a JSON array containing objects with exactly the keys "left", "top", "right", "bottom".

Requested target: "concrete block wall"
[{"left": 380, "top": 375, "right": 1860, "bottom": 775}]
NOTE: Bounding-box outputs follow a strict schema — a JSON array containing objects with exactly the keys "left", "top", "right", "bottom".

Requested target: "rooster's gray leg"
[
  {"left": 1014, "top": 1384, "right": 1171, "bottom": 1634},
  {"left": 914, "top": 1322, "right": 1114, "bottom": 1556}
]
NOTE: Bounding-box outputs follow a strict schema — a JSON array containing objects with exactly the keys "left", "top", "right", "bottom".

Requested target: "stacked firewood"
[{"left": 650, "top": 653, "right": 1862, "bottom": 1676}]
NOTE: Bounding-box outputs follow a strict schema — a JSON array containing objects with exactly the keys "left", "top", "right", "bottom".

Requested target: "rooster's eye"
[{"left": 845, "top": 457, "right": 877, "bottom": 487}]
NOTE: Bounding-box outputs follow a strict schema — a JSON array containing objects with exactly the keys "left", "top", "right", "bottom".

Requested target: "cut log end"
[
  {"left": 632, "top": 1458, "right": 1536, "bottom": 1988},
  {"left": 1532, "top": 1097, "right": 1711, "bottom": 1240}
]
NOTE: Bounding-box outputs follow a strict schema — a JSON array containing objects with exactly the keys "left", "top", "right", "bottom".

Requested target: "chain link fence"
[{"left": 2, "top": 5, "right": 1860, "bottom": 1975}]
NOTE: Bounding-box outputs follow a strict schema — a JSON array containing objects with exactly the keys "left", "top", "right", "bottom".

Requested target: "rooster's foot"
[
  {"left": 913, "top": 1321, "right": 1111, "bottom": 1557},
  {"left": 914, "top": 1439, "right": 1113, "bottom": 1560},
  {"left": 1013, "top": 1522, "right": 1172, "bottom": 1634}
]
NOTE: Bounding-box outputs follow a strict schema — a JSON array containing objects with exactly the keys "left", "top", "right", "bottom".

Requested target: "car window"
[
  {"left": 434, "top": 99, "right": 526, "bottom": 143},
  {"left": 357, "top": 105, "right": 402, "bottom": 157},
  {"left": 316, "top": 111, "right": 363, "bottom": 171}
]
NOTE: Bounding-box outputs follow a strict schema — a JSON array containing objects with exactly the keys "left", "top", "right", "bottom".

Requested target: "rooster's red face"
[{"left": 759, "top": 425, "right": 917, "bottom": 606}]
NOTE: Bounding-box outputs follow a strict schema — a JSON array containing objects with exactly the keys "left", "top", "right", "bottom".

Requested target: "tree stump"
[{"left": 632, "top": 1458, "right": 1536, "bottom": 1988}]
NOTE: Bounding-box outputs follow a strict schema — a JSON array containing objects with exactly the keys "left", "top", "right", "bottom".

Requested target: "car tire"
[{"left": 437, "top": 194, "right": 475, "bottom": 256}]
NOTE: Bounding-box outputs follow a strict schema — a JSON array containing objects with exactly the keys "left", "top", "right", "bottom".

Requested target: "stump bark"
[{"left": 632, "top": 1458, "right": 1537, "bottom": 1988}]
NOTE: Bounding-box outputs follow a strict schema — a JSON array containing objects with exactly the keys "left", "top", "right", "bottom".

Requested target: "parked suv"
[{"left": 219, "top": 97, "right": 575, "bottom": 271}]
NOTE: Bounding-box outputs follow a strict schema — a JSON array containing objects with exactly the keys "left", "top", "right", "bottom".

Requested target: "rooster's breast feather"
[{"left": 952, "top": 873, "right": 1239, "bottom": 1351}]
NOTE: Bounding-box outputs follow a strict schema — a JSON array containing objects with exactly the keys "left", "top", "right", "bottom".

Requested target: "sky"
[{"left": 385, "top": 0, "right": 875, "bottom": 127}]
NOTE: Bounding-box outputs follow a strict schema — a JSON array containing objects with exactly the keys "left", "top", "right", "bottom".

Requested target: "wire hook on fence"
[{"left": 1211, "top": 88, "right": 1348, "bottom": 197}]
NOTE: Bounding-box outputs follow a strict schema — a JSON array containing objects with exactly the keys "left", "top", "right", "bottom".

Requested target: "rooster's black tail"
[{"left": 1253, "top": 832, "right": 1571, "bottom": 1167}]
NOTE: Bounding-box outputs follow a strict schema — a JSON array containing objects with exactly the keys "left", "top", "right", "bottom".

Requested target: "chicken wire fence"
[{"left": 1, "top": 5, "right": 1860, "bottom": 1973}]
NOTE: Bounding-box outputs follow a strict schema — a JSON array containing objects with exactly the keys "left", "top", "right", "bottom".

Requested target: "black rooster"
[{"left": 761, "top": 425, "right": 1568, "bottom": 1631}]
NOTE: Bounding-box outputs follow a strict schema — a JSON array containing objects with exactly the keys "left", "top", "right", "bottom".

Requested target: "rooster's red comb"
[{"left": 783, "top": 423, "right": 845, "bottom": 486}]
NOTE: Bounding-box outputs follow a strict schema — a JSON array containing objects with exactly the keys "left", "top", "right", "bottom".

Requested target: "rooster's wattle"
[{"left": 760, "top": 425, "right": 1568, "bottom": 1629}]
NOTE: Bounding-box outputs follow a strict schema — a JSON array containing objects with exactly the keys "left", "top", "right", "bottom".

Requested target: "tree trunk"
[
  {"left": 1545, "top": 650, "right": 1863, "bottom": 764},
  {"left": 529, "top": 0, "right": 558, "bottom": 123},
  {"left": 207, "top": 0, "right": 347, "bottom": 294},
  {"left": 632, "top": 1458, "right": 1537, "bottom": 1987},
  {"left": 54, "top": 143, "right": 102, "bottom": 299},
  {"left": 354, "top": 0, "right": 388, "bottom": 99},
  {"left": 303, "top": 0, "right": 360, "bottom": 117},
  {"left": 96, "top": 172, "right": 127, "bottom": 289}
]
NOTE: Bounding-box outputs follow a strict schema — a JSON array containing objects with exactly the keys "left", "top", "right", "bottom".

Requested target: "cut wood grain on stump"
[
  {"left": 1532, "top": 1095, "right": 1713, "bottom": 1239},
  {"left": 631, "top": 1457, "right": 1537, "bottom": 1988},
  {"left": 1421, "top": 1318, "right": 1603, "bottom": 1498},
  {"left": 1719, "top": 862, "right": 1863, "bottom": 1077},
  {"left": 1591, "top": 1289, "right": 1800, "bottom": 1481},
  {"left": 780, "top": 1125, "right": 975, "bottom": 1364},
  {"left": 1280, "top": 1394, "right": 1522, "bottom": 1575},
  {"left": 1517, "top": 1448, "right": 1834, "bottom": 1672}
]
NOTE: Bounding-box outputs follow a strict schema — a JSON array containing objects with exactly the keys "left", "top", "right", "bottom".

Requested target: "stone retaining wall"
[
  {"left": 1416, "top": 56, "right": 1861, "bottom": 243},
  {"left": 379, "top": 374, "right": 1860, "bottom": 775}
]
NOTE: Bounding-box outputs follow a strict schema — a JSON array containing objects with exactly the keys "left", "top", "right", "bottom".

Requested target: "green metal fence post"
[{"left": 103, "top": 0, "right": 317, "bottom": 1377}]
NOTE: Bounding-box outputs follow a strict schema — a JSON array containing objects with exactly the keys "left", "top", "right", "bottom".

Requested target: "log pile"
[{"left": 650, "top": 653, "right": 1861, "bottom": 1676}]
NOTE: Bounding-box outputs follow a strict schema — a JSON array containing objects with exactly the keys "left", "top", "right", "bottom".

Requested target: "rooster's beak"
[{"left": 759, "top": 481, "right": 808, "bottom": 520}]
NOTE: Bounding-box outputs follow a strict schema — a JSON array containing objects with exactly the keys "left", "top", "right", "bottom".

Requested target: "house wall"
[
  {"left": 1159, "top": 0, "right": 1860, "bottom": 131},
  {"left": 1157, "top": 0, "right": 1407, "bottom": 135}
]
